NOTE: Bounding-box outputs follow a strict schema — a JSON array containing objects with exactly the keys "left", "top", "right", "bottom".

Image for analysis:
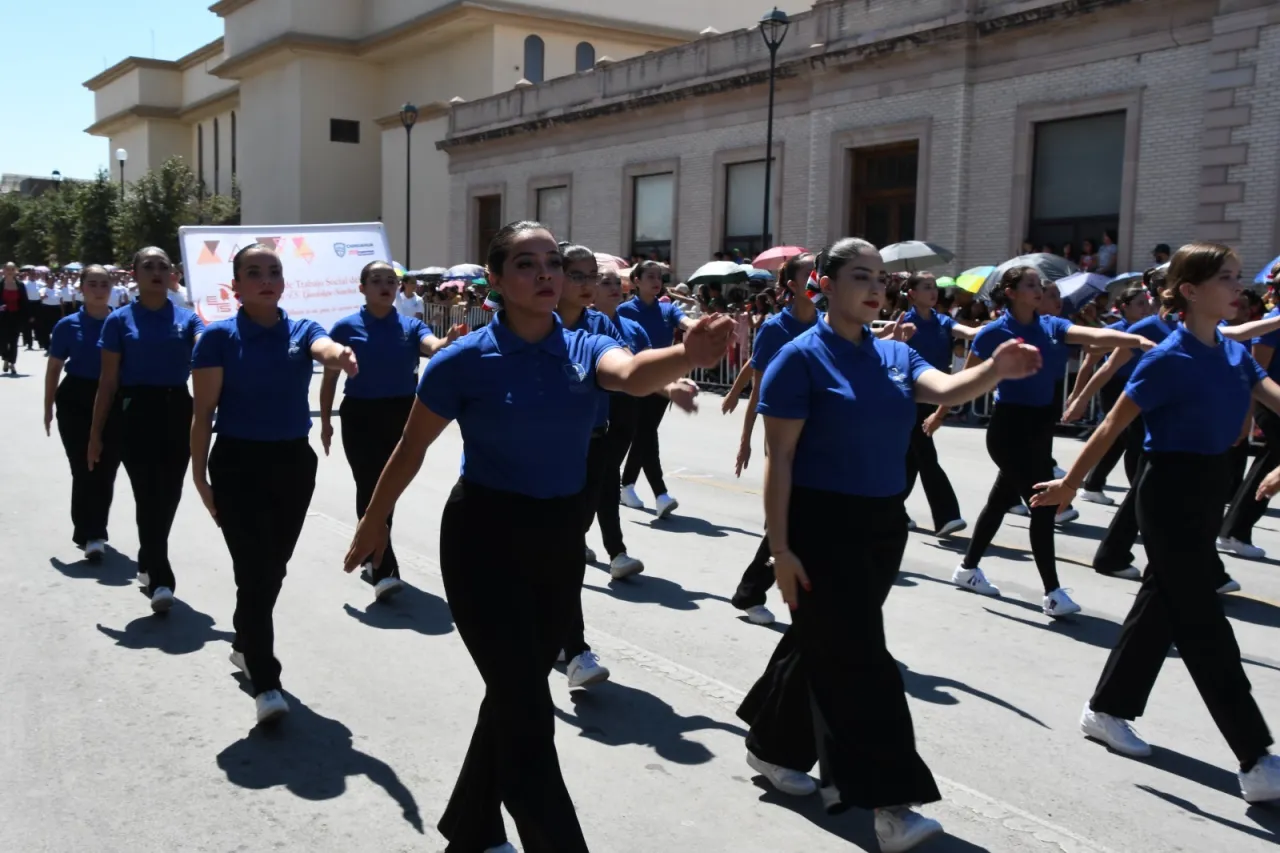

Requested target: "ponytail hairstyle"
[
  {"left": 806, "top": 237, "right": 877, "bottom": 304},
  {"left": 561, "top": 244, "right": 599, "bottom": 272},
  {"left": 131, "top": 246, "right": 171, "bottom": 277},
  {"left": 1161, "top": 241, "right": 1238, "bottom": 316},
  {"left": 780, "top": 251, "right": 816, "bottom": 291},
  {"left": 1117, "top": 285, "right": 1147, "bottom": 309},
  {"left": 79, "top": 264, "right": 110, "bottom": 287}
]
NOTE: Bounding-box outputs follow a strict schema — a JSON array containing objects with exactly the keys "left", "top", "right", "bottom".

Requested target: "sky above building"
[{"left": 1, "top": 0, "right": 222, "bottom": 180}]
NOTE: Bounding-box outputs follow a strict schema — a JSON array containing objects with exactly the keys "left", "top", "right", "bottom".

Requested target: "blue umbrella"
[
  {"left": 745, "top": 267, "right": 775, "bottom": 283},
  {"left": 1105, "top": 271, "right": 1144, "bottom": 297},
  {"left": 1056, "top": 271, "right": 1112, "bottom": 315},
  {"left": 1255, "top": 254, "right": 1280, "bottom": 285}
]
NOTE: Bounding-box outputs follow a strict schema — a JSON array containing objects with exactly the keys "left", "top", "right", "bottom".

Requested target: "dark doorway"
[
  {"left": 851, "top": 141, "right": 919, "bottom": 248},
  {"left": 475, "top": 195, "right": 502, "bottom": 263}
]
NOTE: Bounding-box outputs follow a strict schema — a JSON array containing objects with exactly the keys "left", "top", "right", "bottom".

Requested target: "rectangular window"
[
  {"left": 197, "top": 125, "right": 205, "bottom": 199},
  {"left": 330, "top": 119, "right": 360, "bottom": 144},
  {"left": 850, "top": 141, "right": 918, "bottom": 248},
  {"left": 475, "top": 195, "right": 502, "bottom": 263},
  {"left": 631, "top": 173, "right": 674, "bottom": 263},
  {"left": 1029, "top": 111, "right": 1124, "bottom": 253},
  {"left": 536, "top": 186, "right": 570, "bottom": 241},
  {"left": 723, "top": 160, "right": 769, "bottom": 259}
]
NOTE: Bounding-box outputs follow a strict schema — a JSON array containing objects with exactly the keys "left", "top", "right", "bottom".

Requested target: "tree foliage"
[{"left": 1, "top": 157, "right": 240, "bottom": 268}]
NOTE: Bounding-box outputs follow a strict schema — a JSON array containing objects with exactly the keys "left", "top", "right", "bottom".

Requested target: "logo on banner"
[
  {"left": 195, "top": 286, "right": 238, "bottom": 325},
  {"left": 333, "top": 241, "right": 375, "bottom": 259},
  {"left": 334, "top": 243, "right": 347, "bottom": 258},
  {"left": 197, "top": 241, "right": 222, "bottom": 265}
]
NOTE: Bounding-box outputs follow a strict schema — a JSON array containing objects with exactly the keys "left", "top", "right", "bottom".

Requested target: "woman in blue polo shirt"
[
  {"left": 320, "top": 260, "right": 458, "bottom": 603},
  {"left": 1033, "top": 242, "right": 1280, "bottom": 804},
  {"left": 952, "top": 266, "right": 1151, "bottom": 617},
  {"left": 739, "top": 237, "right": 1040, "bottom": 852},
  {"left": 44, "top": 265, "right": 120, "bottom": 561},
  {"left": 191, "top": 243, "right": 357, "bottom": 725},
  {"left": 341, "top": 221, "right": 734, "bottom": 853},
  {"left": 89, "top": 247, "right": 204, "bottom": 613},
  {"left": 617, "top": 260, "right": 695, "bottom": 518},
  {"left": 898, "top": 272, "right": 979, "bottom": 537}
]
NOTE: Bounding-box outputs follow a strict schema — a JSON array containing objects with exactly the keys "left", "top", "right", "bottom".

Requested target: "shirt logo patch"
[
  {"left": 888, "top": 365, "right": 911, "bottom": 391},
  {"left": 288, "top": 341, "right": 302, "bottom": 358},
  {"left": 563, "top": 362, "right": 590, "bottom": 393}
]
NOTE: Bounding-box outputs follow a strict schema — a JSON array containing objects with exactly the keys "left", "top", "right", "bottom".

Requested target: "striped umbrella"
[{"left": 955, "top": 266, "right": 995, "bottom": 294}]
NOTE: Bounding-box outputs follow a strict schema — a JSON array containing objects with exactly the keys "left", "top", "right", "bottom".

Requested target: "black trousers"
[
  {"left": 732, "top": 535, "right": 774, "bottom": 610},
  {"left": 339, "top": 394, "right": 413, "bottom": 582},
  {"left": 116, "top": 386, "right": 192, "bottom": 592},
  {"left": 209, "top": 437, "right": 316, "bottom": 696},
  {"left": 1091, "top": 452, "right": 1272, "bottom": 765},
  {"left": 436, "top": 480, "right": 588, "bottom": 853},
  {"left": 593, "top": 394, "right": 637, "bottom": 560},
  {"left": 964, "top": 403, "right": 1061, "bottom": 594},
  {"left": 21, "top": 309, "right": 33, "bottom": 347},
  {"left": 738, "top": 487, "right": 939, "bottom": 811},
  {"left": 1083, "top": 381, "right": 1142, "bottom": 492},
  {"left": 621, "top": 394, "right": 669, "bottom": 496},
  {"left": 903, "top": 403, "right": 961, "bottom": 529},
  {"left": 37, "top": 304, "right": 61, "bottom": 350},
  {"left": 564, "top": 432, "right": 609, "bottom": 662},
  {"left": 0, "top": 310, "right": 21, "bottom": 366},
  {"left": 1222, "top": 409, "right": 1280, "bottom": 544},
  {"left": 56, "top": 376, "right": 121, "bottom": 547}
]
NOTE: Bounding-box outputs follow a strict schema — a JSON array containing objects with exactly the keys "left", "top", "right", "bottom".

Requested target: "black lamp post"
[
  {"left": 399, "top": 103, "right": 419, "bottom": 269},
  {"left": 758, "top": 8, "right": 789, "bottom": 256},
  {"left": 115, "top": 148, "right": 128, "bottom": 200}
]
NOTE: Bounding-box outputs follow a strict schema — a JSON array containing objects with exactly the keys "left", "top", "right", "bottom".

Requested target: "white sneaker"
[
  {"left": 609, "top": 553, "right": 644, "bottom": 579},
  {"left": 744, "top": 604, "right": 775, "bottom": 625},
  {"left": 1239, "top": 754, "right": 1280, "bottom": 803},
  {"left": 373, "top": 576, "right": 404, "bottom": 601},
  {"left": 255, "top": 689, "right": 290, "bottom": 724},
  {"left": 746, "top": 751, "right": 816, "bottom": 796},
  {"left": 1055, "top": 507, "right": 1080, "bottom": 525},
  {"left": 619, "top": 485, "right": 644, "bottom": 509},
  {"left": 1218, "top": 578, "right": 1242, "bottom": 594},
  {"left": 1080, "top": 703, "right": 1152, "bottom": 757},
  {"left": 1219, "top": 537, "right": 1266, "bottom": 560},
  {"left": 137, "top": 572, "right": 150, "bottom": 588},
  {"left": 150, "top": 586, "right": 174, "bottom": 613},
  {"left": 85, "top": 539, "right": 106, "bottom": 563},
  {"left": 936, "top": 518, "right": 967, "bottom": 537},
  {"left": 906, "top": 517, "right": 918, "bottom": 531},
  {"left": 875, "top": 806, "right": 943, "bottom": 852},
  {"left": 1053, "top": 466, "right": 1067, "bottom": 479},
  {"left": 566, "top": 651, "right": 610, "bottom": 688},
  {"left": 584, "top": 546, "right": 597, "bottom": 564},
  {"left": 655, "top": 493, "right": 679, "bottom": 519},
  {"left": 1043, "top": 588, "right": 1081, "bottom": 618},
  {"left": 1080, "top": 489, "right": 1114, "bottom": 506},
  {"left": 1106, "top": 566, "right": 1141, "bottom": 580},
  {"left": 229, "top": 650, "right": 251, "bottom": 679},
  {"left": 484, "top": 845, "right": 517, "bottom": 853},
  {"left": 1008, "top": 504, "right": 1029, "bottom": 516},
  {"left": 951, "top": 565, "right": 999, "bottom": 596}
]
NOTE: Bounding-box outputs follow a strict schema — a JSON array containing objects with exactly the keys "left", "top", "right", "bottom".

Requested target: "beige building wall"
[
  {"left": 107, "top": 124, "right": 151, "bottom": 183},
  {"left": 297, "top": 56, "right": 385, "bottom": 225},
  {"left": 237, "top": 61, "right": 302, "bottom": 224}
]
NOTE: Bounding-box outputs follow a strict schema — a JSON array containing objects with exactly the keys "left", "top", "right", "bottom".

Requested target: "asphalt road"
[{"left": 2, "top": 361, "right": 1279, "bottom": 853}]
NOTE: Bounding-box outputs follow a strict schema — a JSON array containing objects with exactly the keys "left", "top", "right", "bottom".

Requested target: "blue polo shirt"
[
  {"left": 757, "top": 318, "right": 934, "bottom": 497},
  {"left": 1101, "top": 318, "right": 1138, "bottom": 382},
  {"left": 99, "top": 300, "right": 203, "bottom": 387},
  {"left": 1253, "top": 307, "right": 1280, "bottom": 382},
  {"left": 972, "top": 312, "right": 1072, "bottom": 407},
  {"left": 329, "top": 307, "right": 430, "bottom": 400},
  {"left": 612, "top": 314, "right": 651, "bottom": 355},
  {"left": 751, "top": 307, "right": 818, "bottom": 372},
  {"left": 1126, "top": 325, "right": 1266, "bottom": 455},
  {"left": 192, "top": 310, "right": 329, "bottom": 441},
  {"left": 50, "top": 309, "right": 108, "bottom": 380},
  {"left": 617, "top": 296, "right": 685, "bottom": 349},
  {"left": 416, "top": 313, "right": 623, "bottom": 498},
  {"left": 900, "top": 306, "right": 956, "bottom": 373},
  {"left": 567, "top": 308, "right": 627, "bottom": 430}
]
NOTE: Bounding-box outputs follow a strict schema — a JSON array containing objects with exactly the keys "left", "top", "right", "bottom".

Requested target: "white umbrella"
[
  {"left": 879, "top": 241, "right": 954, "bottom": 273},
  {"left": 687, "top": 260, "right": 749, "bottom": 287},
  {"left": 976, "top": 253, "right": 1079, "bottom": 303}
]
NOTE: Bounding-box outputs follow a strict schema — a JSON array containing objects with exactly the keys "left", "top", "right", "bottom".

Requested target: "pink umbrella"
[
  {"left": 752, "top": 246, "right": 807, "bottom": 272},
  {"left": 595, "top": 253, "right": 628, "bottom": 268}
]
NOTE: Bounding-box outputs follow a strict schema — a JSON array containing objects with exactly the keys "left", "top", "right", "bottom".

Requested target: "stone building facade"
[{"left": 440, "top": 0, "right": 1280, "bottom": 280}]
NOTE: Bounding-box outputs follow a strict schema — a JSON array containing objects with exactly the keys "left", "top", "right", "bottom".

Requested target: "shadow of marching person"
[
  {"left": 50, "top": 546, "right": 139, "bottom": 588},
  {"left": 343, "top": 581, "right": 455, "bottom": 637},
  {"left": 96, "top": 599, "right": 234, "bottom": 656}
]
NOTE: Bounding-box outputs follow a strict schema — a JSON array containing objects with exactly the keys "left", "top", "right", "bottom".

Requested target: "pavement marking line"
[{"left": 308, "top": 510, "right": 1117, "bottom": 853}]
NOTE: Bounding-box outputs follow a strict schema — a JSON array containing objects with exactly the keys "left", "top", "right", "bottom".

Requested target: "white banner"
[{"left": 177, "top": 222, "right": 391, "bottom": 330}]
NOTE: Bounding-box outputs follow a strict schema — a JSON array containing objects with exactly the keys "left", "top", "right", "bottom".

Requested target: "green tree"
[
  {"left": 42, "top": 182, "right": 81, "bottom": 266},
  {"left": 0, "top": 193, "right": 25, "bottom": 263},
  {"left": 113, "top": 156, "right": 199, "bottom": 261},
  {"left": 13, "top": 193, "right": 51, "bottom": 265},
  {"left": 74, "top": 170, "right": 118, "bottom": 264}
]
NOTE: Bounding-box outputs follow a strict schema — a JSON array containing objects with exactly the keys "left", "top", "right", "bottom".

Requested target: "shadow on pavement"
[
  {"left": 1137, "top": 784, "right": 1279, "bottom": 843},
  {"left": 748, "top": 779, "right": 992, "bottom": 852},
  {"left": 216, "top": 686, "right": 423, "bottom": 833},
  {"left": 583, "top": 575, "right": 733, "bottom": 612},
  {"left": 898, "top": 663, "right": 1048, "bottom": 729},
  {"left": 49, "top": 546, "right": 139, "bottom": 587},
  {"left": 979, "top": 598, "right": 1123, "bottom": 651},
  {"left": 96, "top": 600, "right": 234, "bottom": 655},
  {"left": 922, "top": 539, "right": 1032, "bottom": 564},
  {"left": 1223, "top": 595, "right": 1280, "bottom": 630},
  {"left": 343, "top": 582, "right": 454, "bottom": 637},
  {"left": 1140, "top": 745, "right": 1242, "bottom": 798},
  {"left": 626, "top": 508, "right": 762, "bottom": 539},
  {"left": 553, "top": 680, "right": 746, "bottom": 765}
]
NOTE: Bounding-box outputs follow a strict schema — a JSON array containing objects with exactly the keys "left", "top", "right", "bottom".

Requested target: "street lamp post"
[
  {"left": 399, "top": 103, "right": 419, "bottom": 270},
  {"left": 758, "top": 8, "right": 789, "bottom": 256},
  {"left": 115, "top": 148, "right": 128, "bottom": 200}
]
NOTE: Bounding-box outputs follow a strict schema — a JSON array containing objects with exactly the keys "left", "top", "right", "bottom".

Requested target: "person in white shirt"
[
  {"left": 393, "top": 276, "right": 424, "bottom": 320},
  {"left": 22, "top": 272, "right": 39, "bottom": 349},
  {"left": 37, "top": 277, "right": 65, "bottom": 350},
  {"left": 59, "top": 278, "right": 76, "bottom": 314}
]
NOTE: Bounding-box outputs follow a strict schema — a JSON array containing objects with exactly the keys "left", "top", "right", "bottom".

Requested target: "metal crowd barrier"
[{"left": 424, "top": 304, "right": 491, "bottom": 338}]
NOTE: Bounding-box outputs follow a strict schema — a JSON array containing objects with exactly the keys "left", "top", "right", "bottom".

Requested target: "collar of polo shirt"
[
  {"left": 487, "top": 311, "right": 569, "bottom": 358},
  {"left": 815, "top": 315, "right": 878, "bottom": 357},
  {"left": 236, "top": 307, "right": 290, "bottom": 339}
]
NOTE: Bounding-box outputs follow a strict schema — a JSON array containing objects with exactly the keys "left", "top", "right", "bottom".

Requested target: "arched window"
[
  {"left": 523, "top": 34, "right": 545, "bottom": 83},
  {"left": 213, "top": 116, "right": 220, "bottom": 195},
  {"left": 230, "top": 111, "right": 237, "bottom": 181},
  {"left": 575, "top": 41, "right": 595, "bottom": 72}
]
